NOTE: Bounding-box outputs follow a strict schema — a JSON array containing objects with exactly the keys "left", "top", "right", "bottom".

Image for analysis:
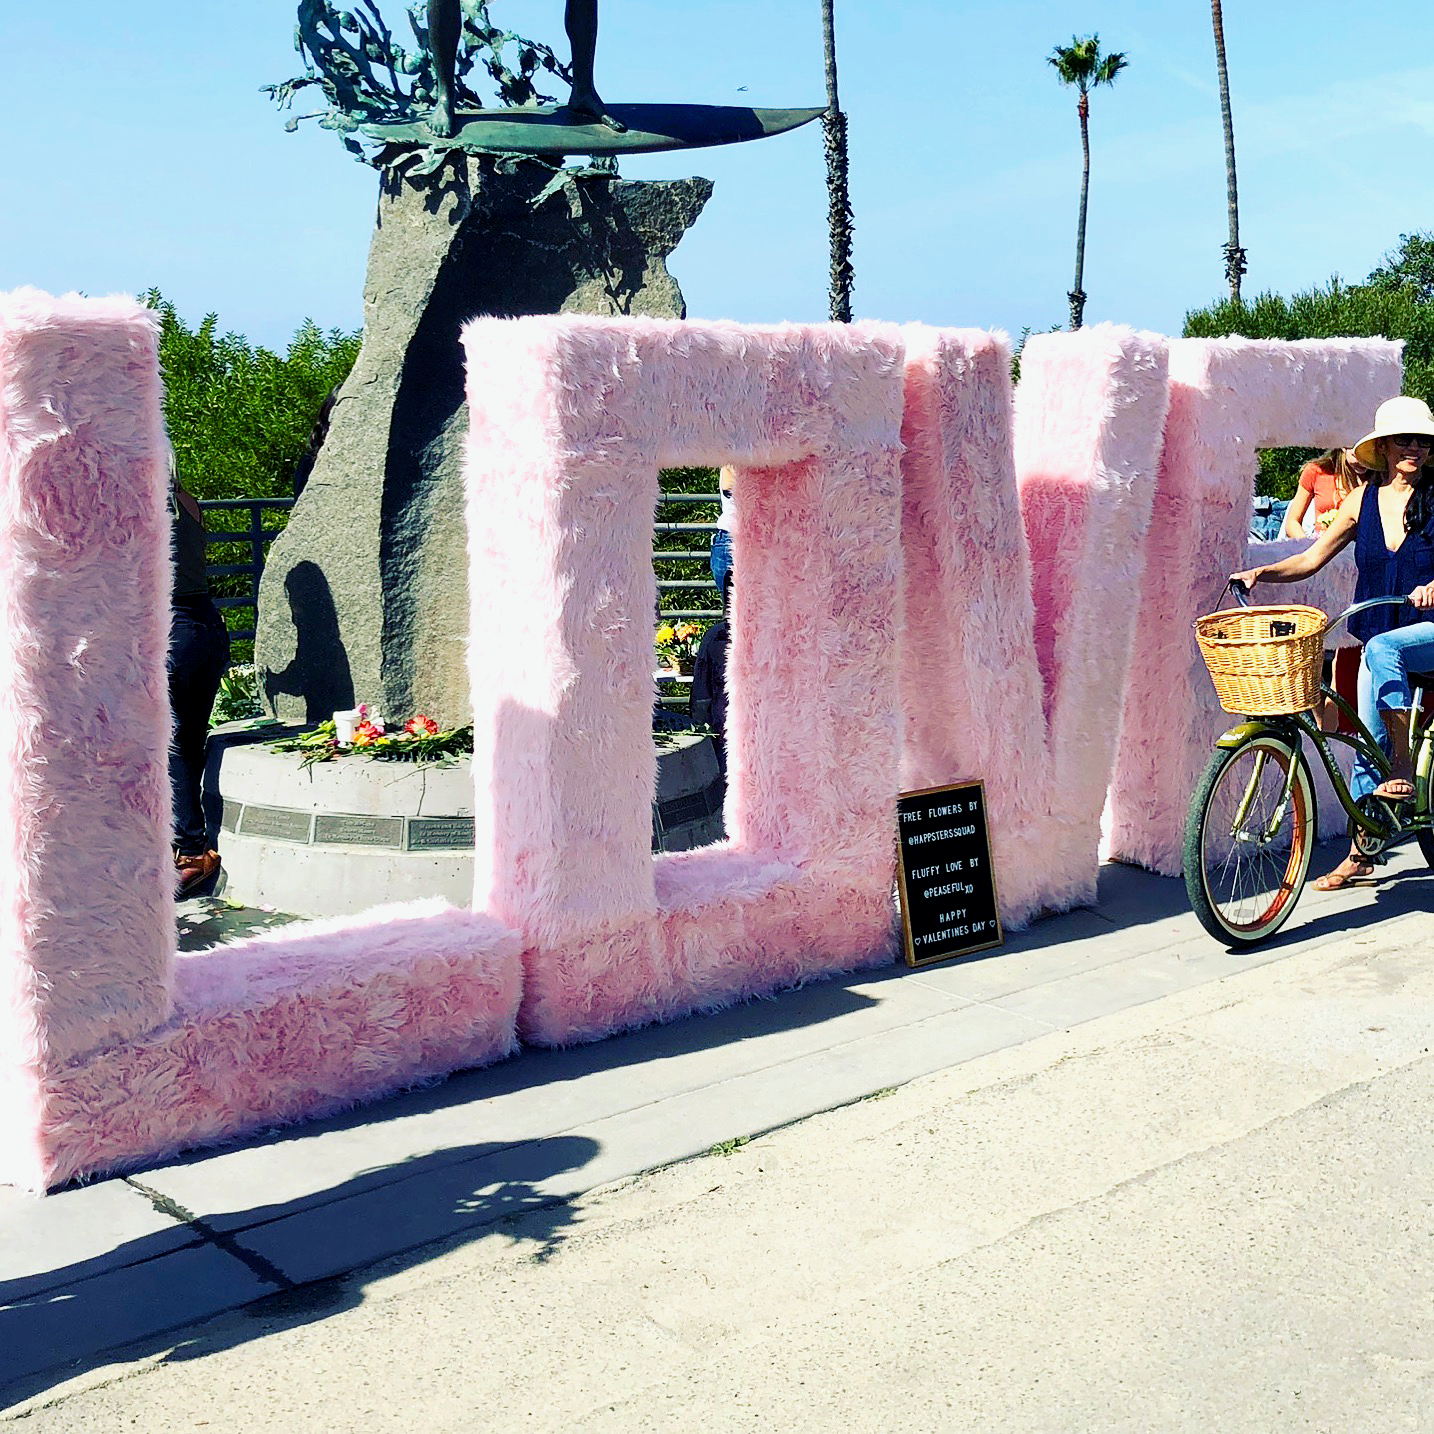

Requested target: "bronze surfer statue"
[{"left": 426, "top": 0, "right": 625, "bottom": 137}]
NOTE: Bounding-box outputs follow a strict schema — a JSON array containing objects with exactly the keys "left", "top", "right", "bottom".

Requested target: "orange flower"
[
  {"left": 406, "top": 714, "right": 440, "bottom": 737},
  {"left": 352, "top": 720, "right": 382, "bottom": 747}
]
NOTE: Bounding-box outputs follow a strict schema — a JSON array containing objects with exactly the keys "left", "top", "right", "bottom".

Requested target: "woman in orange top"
[{"left": 1279, "top": 447, "right": 1368, "bottom": 539}]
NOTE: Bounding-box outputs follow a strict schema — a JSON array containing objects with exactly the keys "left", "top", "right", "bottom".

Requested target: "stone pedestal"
[
  {"left": 255, "top": 155, "right": 712, "bottom": 727},
  {"left": 212, "top": 730, "right": 724, "bottom": 918}
]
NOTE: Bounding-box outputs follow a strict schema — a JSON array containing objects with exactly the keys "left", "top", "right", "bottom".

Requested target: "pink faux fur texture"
[
  {"left": 1014, "top": 326, "right": 1171, "bottom": 905},
  {"left": 3, "top": 299, "right": 1408, "bottom": 1190},
  {"left": 0, "top": 292, "right": 175, "bottom": 1189},
  {"left": 0, "top": 291, "right": 174, "bottom": 1064},
  {"left": 23, "top": 902, "right": 523, "bottom": 1193},
  {"left": 1105, "top": 337, "right": 1403, "bottom": 875},
  {"left": 0, "top": 292, "right": 524, "bottom": 1193},
  {"left": 894, "top": 324, "right": 1170, "bottom": 924},
  {"left": 461, "top": 316, "right": 908, "bottom": 1046}
]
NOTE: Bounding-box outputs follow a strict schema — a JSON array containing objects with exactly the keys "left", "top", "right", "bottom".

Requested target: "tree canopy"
[
  {"left": 1047, "top": 34, "right": 1128, "bottom": 98},
  {"left": 147, "top": 291, "right": 360, "bottom": 501}
]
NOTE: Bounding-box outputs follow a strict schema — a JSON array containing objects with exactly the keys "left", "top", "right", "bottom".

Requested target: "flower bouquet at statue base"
[{"left": 271, "top": 704, "right": 473, "bottom": 767}]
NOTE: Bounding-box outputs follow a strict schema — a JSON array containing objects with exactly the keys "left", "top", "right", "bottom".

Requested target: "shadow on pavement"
[
  {"left": 1236, "top": 844, "right": 1432, "bottom": 954},
  {"left": 142, "top": 973, "right": 886, "bottom": 1176},
  {"left": 175, "top": 892, "right": 297, "bottom": 953},
  {"left": 0, "top": 1136, "right": 598, "bottom": 1411},
  {"left": 14, "top": 846, "right": 1421, "bottom": 1409}
]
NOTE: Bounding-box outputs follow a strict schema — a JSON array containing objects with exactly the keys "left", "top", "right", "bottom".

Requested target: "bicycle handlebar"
[
  {"left": 1321, "top": 594, "right": 1413, "bottom": 641},
  {"left": 1223, "top": 578, "right": 1412, "bottom": 638}
]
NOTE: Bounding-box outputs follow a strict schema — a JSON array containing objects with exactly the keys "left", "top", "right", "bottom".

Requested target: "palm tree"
[
  {"left": 1211, "top": 1, "right": 1246, "bottom": 301},
  {"left": 821, "top": 0, "right": 854, "bottom": 323},
  {"left": 1047, "top": 34, "right": 1128, "bottom": 329}
]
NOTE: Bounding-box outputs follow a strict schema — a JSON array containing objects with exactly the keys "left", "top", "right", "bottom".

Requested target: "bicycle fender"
[{"left": 1214, "top": 720, "right": 1285, "bottom": 750}]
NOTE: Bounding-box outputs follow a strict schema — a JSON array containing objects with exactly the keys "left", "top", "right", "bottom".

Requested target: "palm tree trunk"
[
  {"left": 821, "top": 0, "right": 854, "bottom": 323},
  {"left": 1069, "top": 97, "right": 1090, "bottom": 328},
  {"left": 1211, "top": 0, "right": 1246, "bottom": 302}
]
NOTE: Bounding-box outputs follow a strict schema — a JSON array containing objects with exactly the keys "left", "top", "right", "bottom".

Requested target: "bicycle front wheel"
[{"left": 1184, "top": 735, "right": 1315, "bottom": 947}]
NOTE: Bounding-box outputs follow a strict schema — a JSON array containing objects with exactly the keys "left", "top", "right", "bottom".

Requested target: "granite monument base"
[
  {"left": 212, "top": 732, "right": 724, "bottom": 918},
  {"left": 255, "top": 155, "right": 713, "bottom": 730}
]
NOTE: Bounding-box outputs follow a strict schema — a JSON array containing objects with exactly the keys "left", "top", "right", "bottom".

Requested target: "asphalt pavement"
[{"left": 3, "top": 839, "right": 1430, "bottom": 1429}]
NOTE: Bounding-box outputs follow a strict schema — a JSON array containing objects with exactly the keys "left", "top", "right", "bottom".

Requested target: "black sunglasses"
[{"left": 1388, "top": 432, "right": 1433, "bottom": 447}]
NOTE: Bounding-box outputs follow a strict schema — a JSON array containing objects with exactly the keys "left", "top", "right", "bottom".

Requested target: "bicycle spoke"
[{"left": 1188, "top": 736, "right": 1311, "bottom": 942}]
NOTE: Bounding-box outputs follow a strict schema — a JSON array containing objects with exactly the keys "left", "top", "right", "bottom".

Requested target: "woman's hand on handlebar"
[
  {"left": 1412, "top": 581, "right": 1434, "bottom": 610},
  {"left": 1229, "top": 568, "right": 1262, "bottom": 594}
]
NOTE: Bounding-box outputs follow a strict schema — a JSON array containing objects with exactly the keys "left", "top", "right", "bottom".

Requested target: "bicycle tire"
[
  {"left": 1419, "top": 828, "right": 1434, "bottom": 869},
  {"left": 1184, "top": 735, "right": 1316, "bottom": 947}
]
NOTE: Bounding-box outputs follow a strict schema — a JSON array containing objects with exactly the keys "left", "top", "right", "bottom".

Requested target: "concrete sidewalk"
[{"left": 3, "top": 841, "right": 1430, "bottom": 1419}]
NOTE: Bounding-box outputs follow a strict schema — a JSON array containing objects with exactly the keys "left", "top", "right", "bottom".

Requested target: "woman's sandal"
[
  {"left": 1373, "top": 777, "right": 1416, "bottom": 802},
  {"left": 1312, "top": 856, "right": 1378, "bottom": 892}
]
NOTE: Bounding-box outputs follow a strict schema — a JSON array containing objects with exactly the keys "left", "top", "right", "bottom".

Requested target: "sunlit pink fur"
[
  {"left": 0, "top": 295, "right": 1406, "bottom": 1190},
  {"left": 463, "top": 317, "right": 907, "bottom": 1046},
  {"left": 1105, "top": 337, "right": 1403, "bottom": 873}
]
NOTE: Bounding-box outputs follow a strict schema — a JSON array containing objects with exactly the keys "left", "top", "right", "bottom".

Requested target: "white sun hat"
[{"left": 1351, "top": 395, "right": 1434, "bottom": 471}]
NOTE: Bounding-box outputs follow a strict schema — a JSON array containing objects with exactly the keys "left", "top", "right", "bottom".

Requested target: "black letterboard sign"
[{"left": 896, "top": 781, "right": 1003, "bottom": 967}]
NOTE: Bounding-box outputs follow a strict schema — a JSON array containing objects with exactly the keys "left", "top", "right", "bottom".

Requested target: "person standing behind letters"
[
  {"left": 709, "top": 465, "right": 735, "bottom": 602},
  {"left": 168, "top": 470, "right": 230, "bottom": 894}
]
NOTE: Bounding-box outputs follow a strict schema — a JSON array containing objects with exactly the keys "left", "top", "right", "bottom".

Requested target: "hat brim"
[
  {"left": 1352, "top": 433, "right": 1382, "bottom": 470},
  {"left": 1351, "top": 424, "right": 1434, "bottom": 472}
]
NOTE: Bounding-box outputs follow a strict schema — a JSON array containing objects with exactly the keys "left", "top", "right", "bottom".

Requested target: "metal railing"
[
  {"left": 654, "top": 492, "right": 722, "bottom": 620},
  {"left": 200, "top": 497, "right": 296, "bottom": 646},
  {"left": 198, "top": 486, "right": 721, "bottom": 647}
]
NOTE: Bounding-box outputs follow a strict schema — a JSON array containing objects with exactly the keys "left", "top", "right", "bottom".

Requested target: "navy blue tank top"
[{"left": 1349, "top": 482, "right": 1434, "bottom": 643}]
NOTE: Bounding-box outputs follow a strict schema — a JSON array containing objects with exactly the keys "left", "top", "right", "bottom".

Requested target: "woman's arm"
[
  {"left": 1280, "top": 486, "right": 1313, "bottom": 540},
  {"left": 1233, "top": 486, "right": 1362, "bottom": 590}
]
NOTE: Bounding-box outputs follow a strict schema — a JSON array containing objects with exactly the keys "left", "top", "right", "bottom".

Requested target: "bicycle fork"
[{"left": 1229, "top": 740, "right": 1301, "bottom": 846}]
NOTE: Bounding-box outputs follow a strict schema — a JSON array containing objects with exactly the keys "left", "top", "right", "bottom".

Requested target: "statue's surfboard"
[{"left": 358, "top": 102, "right": 825, "bottom": 157}]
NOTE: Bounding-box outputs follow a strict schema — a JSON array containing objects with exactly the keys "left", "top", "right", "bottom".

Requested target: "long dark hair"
[{"left": 1409, "top": 475, "right": 1434, "bottom": 535}]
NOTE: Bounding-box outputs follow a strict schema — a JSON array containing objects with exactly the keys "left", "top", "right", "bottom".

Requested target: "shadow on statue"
[
  {"left": 255, "top": 149, "right": 710, "bottom": 729},
  {"left": 262, "top": 561, "right": 355, "bottom": 723},
  {"left": 375, "top": 157, "right": 681, "bottom": 716}
]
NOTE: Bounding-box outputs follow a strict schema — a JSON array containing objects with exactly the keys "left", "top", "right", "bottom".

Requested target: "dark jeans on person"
[
  {"left": 709, "top": 529, "right": 733, "bottom": 604},
  {"left": 168, "top": 596, "right": 230, "bottom": 856}
]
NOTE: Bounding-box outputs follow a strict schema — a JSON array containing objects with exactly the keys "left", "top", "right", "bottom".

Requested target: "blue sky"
[{"left": 5, "top": 2, "right": 1431, "bottom": 351}]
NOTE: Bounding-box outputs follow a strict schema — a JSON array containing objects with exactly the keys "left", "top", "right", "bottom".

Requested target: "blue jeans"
[
  {"left": 709, "top": 529, "right": 732, "bottom": 605},
  {"left": 1352, "top": 621, "right": 1434, "bottom": 799}
]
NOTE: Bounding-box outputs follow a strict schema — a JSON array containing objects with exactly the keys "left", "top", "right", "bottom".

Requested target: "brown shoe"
[{"left": 175, "top": 849, "right": 221, "bottom": 896}]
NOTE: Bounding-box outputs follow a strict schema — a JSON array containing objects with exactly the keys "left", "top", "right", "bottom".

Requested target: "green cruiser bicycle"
[{"left": 1185, "top": 586, "right": 1434, "bottom": 947}]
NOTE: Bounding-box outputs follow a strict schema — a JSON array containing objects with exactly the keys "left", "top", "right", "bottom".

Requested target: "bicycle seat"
[{"left": 1411, "top": 669, "right": 1434, "bottom": 686}]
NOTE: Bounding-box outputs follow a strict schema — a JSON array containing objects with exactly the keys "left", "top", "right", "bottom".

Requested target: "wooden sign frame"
[{"left": 895, "top": 780, "right": 1004, "bottom": 968}]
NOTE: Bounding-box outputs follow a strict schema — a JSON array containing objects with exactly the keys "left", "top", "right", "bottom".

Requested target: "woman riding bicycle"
[{"left": 1232, "top": 395, "right": 1434, "bottom": 891}]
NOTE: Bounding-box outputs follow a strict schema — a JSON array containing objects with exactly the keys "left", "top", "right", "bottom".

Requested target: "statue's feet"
[
  {"left": 567, "top": 85, "right": 626, "bottom": 133},
  {"left": 429, "top": 94, "right": 455, "bottom": 138}
]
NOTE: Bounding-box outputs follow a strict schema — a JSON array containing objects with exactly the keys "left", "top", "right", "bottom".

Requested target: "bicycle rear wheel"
[{"left": 1184, "top": 735, "right": 1315, "bottom": 947}]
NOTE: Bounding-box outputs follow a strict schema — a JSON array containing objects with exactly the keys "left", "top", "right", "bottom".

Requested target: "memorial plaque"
[
  {"left": 314, "top": 814, "right": 404, "bottom": 849},
  {"left": 895, "top": 781, "right": 1003, "bottom": 968},
  {"left": 221, "top": 800, "right": 242, "bottom": 834},
  {"left": 406, "top": 817, "right": 476, "bottom": 851},
  {"left": 238, "top": 804, "right": 315, "bottom": 844}
]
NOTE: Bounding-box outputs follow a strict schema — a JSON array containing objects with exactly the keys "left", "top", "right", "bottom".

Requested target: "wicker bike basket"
[{"left": 1194, "top": 603, "right": 1328, "bottom": 716}]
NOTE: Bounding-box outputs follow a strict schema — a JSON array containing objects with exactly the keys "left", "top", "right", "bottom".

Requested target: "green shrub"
[{"left": 145, "top": 292, "right": 361, "bottom": 661}]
